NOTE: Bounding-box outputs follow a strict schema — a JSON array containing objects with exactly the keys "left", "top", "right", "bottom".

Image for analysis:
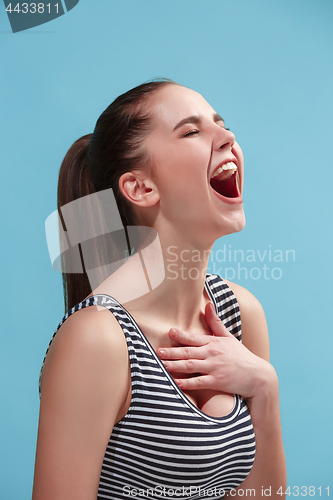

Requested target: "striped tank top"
[{"left": 41, "top": 274, "right": 256, "bottom": 499}]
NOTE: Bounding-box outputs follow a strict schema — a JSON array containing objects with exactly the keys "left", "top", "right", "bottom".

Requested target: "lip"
[{"left": 208, "top": 156, "right": 243, "bottom": 204}]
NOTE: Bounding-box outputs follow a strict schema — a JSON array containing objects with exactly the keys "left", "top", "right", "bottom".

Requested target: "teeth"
[{"left": 211, "top": 161, "right": 237, "bottom": 180}]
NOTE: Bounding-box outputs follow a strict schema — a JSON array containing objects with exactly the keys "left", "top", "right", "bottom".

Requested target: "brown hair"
[{"left": 57, "top": 79, "right": 176, "bottom": 312}]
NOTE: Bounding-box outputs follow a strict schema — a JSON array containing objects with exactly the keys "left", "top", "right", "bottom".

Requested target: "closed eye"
[{"left": 183, "top": 130, "right": 199, "bottom": 137}]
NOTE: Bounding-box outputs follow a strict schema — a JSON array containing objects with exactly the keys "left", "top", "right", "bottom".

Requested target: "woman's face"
[{"left": 145, "top": 84, "right": 245, "bottom": 245}]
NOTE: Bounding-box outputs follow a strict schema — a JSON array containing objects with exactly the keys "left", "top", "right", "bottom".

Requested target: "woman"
[{"left": 33, "top": 79, "right": 286, "bottom": 499}]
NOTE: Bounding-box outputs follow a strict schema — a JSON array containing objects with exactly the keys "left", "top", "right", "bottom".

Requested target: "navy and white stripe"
[{"left": 41, "top": 274, "right": 256, "bottom": 499}]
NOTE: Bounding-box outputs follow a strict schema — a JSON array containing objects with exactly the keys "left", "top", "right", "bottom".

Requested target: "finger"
[
  {"left": 161, "top": 358, "right": 207, "bottom": 373},
  {"left": 168, "top": 328, "right": 211, "bottom": 347},
  {"left": 205, "top": 302, "right": 233, "bottom": 338},
  {"left": 156, "top": 345, "right": 206, "bottom": 360},
  {"left": 173, "top": 374, "right": 215, "bottom": 391}
]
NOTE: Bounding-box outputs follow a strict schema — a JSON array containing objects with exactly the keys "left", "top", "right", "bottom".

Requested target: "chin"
[
  {"left": 234, "top": 212, "right": 246, "bottom": 233},
  {"left": 216, "top": 211, "right": 246, "bottom": 239}
]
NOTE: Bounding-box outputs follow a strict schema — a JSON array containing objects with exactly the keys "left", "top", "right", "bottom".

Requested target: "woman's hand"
[
  {"left": 156, "top": 302, "right": 275, "bottom": 399},
  {"left": 158, "top": 300, "right": 286, "bottom": 499}
]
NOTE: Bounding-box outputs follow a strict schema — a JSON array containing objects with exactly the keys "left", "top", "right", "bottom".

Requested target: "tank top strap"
[{"left": 205, "top": 274, "right": 242, "bottom": 341}]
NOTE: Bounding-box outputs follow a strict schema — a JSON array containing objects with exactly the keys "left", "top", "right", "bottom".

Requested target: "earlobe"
[{"left": 119, "top": 172, "right": 160, "bottom": 207}]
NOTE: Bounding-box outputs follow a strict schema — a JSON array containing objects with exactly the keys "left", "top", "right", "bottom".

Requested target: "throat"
[{"left": 210, "top": 171, "right": 239, "bottom": 198}]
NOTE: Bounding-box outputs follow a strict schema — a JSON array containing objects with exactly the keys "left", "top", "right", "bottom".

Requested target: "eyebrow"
[{"left": 173, "top": 113, "right": 225, "bottom": 132}]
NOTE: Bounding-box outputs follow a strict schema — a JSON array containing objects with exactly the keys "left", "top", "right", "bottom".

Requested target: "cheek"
[
  {"left": 233, "top": 142, "right": 244, "bottom": 167},
  {"left": 155, "top": 146, "right": 210, "bottom": 185}
]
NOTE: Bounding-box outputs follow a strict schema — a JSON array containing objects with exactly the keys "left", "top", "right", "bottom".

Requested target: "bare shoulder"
[
  {"left": 40, "top": 304, "right": 131, "bottom": 426},
  {"left": 224, "top": 280, "right": 266, "bottom": 316},
  {"left": 224, "top": 280, "right": 270, "bottom": 361},
  {"left": 41, "top": 305, "right": 129, "bottom": 397}
]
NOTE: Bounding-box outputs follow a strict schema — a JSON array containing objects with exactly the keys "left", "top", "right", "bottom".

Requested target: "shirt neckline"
[{"left": 93, "top": 275, "right": 241, "bottom": 424}]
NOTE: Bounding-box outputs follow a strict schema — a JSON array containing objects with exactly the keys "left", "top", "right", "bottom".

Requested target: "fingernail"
[
  {"left": 209, "top": 302, "right": 216, "bottom": 314},
  {"left": 174, "top": 379, "right": 182, "bottom": 386},
  {"left": 169, "top": 328, "right": 178, "bottom": 338},
  {"left": 158, "top": 349, "right": 166, "bottom": 357}
]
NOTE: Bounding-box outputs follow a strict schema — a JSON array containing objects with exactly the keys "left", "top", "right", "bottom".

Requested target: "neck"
[
  {"left": 148, "top": 238, "right": 213, "bottom": 328},
  {"left": 91, "top": 228, "right": 215, "bottom": 332}
]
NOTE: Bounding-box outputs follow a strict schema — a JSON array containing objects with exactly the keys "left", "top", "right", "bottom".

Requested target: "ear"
[{"left": 118, "top": 171, "right": 160, "bottom": 207}]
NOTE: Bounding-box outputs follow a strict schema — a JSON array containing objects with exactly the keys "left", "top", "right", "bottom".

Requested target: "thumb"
[{"left": 205, "top": 302, "right": 233, "bottom": 338}]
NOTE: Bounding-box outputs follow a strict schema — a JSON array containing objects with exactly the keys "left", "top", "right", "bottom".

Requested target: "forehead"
[{"left": 149, "top": 85, "right": 216, "bottom": 128}]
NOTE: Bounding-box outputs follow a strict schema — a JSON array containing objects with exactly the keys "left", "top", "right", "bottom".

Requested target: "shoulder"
[
  {"left": 46, "top": 304, "right": 127, "bottom": 361},
  {"left": 224, "top": 279, "right": 270, "bottom": 362},
  {"left": 40, "top": 304, "right": 130, "bottom": 414},
  {"left": 224, "top": 279, "right": 265, "bottom": 317}
]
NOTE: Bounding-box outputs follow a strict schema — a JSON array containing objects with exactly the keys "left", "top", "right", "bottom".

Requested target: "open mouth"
[{"left": 210, "top": 161, "right": 239, "bottom": 198}]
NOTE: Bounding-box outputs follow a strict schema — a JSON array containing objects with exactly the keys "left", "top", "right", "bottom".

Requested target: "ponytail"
[
  {"left": 57, "top": 134, "right": 96, "bottom": 312},
  {"left": 58, "top": 134, "right": 94, "bottom": 210}
]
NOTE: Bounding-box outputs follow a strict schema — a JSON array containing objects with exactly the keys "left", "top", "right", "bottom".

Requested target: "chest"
[
  {"left": 106, "top": 387, "right": 255, "bottom": 498},
  {"left": 131, "top": 320, "right": 236, "bottom": 419}
]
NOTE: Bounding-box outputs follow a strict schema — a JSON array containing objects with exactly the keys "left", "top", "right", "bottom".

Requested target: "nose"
[{"left": 213, "top": 125, "right": 235, "bottom": 151}]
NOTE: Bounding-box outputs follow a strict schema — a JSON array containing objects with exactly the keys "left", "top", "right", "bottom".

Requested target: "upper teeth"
[{"left": 212, "top": 161, "right": 237, "bottom": 179}]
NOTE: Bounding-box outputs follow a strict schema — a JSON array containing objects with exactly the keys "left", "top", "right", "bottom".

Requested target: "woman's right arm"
[{"left": 32, "top": 306, "right": 130, "bottom": 500}]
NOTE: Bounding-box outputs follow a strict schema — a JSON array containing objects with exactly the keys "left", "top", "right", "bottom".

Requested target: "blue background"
[{"left": 1, "top": 0, "right": 332, "bottom": 497}]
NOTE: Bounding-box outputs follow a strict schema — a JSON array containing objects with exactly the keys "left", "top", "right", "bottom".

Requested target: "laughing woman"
[{"left": 32, "top": 80, "right": 286, "bottom": 500}]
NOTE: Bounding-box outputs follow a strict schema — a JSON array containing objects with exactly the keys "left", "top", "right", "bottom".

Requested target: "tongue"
[{"left": 210, "top": 172, "right": 239, "bottom": 198}]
